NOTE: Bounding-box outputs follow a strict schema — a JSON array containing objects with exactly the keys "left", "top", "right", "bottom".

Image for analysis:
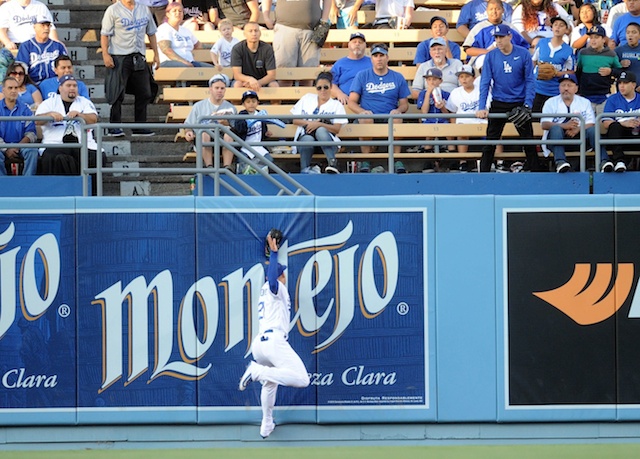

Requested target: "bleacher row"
[
  {"left": 149, "top": 12, "right": 536, "bottom": 169},
  {"left": 142, "top": 2, "right": 634, "bottom": 173}
]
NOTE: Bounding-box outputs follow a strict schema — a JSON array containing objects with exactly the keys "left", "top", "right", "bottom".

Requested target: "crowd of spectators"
[{"left": 1, "top": 0, "right": 640, "bottom": 176}]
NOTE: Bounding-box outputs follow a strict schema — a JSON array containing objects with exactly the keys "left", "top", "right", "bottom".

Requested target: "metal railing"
[
  {"left": 594, "top": 111, "right": 640, "bottom": 166},
  {"left": 0, "top": 112, "right": 594, "bottom": 197}
]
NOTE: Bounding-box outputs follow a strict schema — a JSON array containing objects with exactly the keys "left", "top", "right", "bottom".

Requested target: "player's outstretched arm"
[{"left": 267, "top": 235, "right": 280, "bottom": 294}]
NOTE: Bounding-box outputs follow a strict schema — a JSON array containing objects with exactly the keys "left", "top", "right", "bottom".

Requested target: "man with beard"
[
  {"left": 35, "top": 75, "right": 99, "bottom": 175},
  {"left": 540, "top": 73, "right": 602, "bottom": 173},
  {"left": 331, "top": 32, "right": 371, "bottom": 105}
]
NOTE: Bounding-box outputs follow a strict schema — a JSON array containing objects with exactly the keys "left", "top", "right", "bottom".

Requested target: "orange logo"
[{"left": 533, "top": 263, "right": 635, "bottom": 325}]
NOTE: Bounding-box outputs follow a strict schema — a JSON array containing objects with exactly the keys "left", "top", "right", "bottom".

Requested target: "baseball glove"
[
  {"left": 265, "top": 228, "right": 283, "bottom": 258},
  {"left": 311, "top": 20, "right": 331, "bottom": 48},
  {"left": 536, "top": 62, "right": 556, "bottom": 80},
  {"left": 507, "top": 105, "right": 532, "bottom": 130}
]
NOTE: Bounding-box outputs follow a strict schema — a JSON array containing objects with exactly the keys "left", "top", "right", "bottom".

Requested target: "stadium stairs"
[{"left": 53, "top": 0, "right": 192, "bottom": 196}]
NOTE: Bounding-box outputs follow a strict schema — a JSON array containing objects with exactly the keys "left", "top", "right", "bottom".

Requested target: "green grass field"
[{"left": 2, "top": 444, "right": 640, "bottom": 459}]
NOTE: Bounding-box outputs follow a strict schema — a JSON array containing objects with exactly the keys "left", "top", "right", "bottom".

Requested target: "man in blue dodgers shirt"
[
  {"left": 348, "top": 42, "right": 411, "bottom": 157},
  {"left": 16, "top": 15, "right": 66, "bottom": 85},
  {"left": 600, "top": 71, "right": 640, "bottom": 173},
  {"left": 476, "top": 23, "right": 541, "bottom": 172}
]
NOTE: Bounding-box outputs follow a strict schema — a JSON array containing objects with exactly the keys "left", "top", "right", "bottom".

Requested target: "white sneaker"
[
  {"left": 239, "top": 362, "right": 253, "bottom": 391},
  {"left": 615, "top": 161, "right": 627, "bottom": 173},
  {"left": 260, "top": 420, "right": 276, "bottom": 438}
]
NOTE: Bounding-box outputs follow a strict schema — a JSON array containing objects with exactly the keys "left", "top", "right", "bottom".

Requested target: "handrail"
[
  {"left": 1, "top": 112, "right": 593, "bottom": 197},
  {"left": 594, "top": 111, "right": 640, "bottom": 171}
]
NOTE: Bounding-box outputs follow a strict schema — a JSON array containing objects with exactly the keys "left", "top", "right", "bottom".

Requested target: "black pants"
[
  {"left": 481, "top": 100, "right": 540, "bottom": 172},
  {"left": 606, "top": 121, "right": 634, "bottom": 163},
  {"left": 109, "top": 54, "right": 154, "bottom": 124}
]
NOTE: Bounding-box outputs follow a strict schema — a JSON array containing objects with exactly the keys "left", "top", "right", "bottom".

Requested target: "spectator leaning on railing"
[
  {"left": 476, "top": 24, "right": 541, "bottom": 172},
  {"left": 600, "top": 71, "right": 640, "bottom": 173}
]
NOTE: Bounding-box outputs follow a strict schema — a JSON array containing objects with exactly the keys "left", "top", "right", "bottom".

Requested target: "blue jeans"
[
  {"left": 298, "top": 127, "right": 337, "bottom": 169},
  {"left": 547, "top": 125, "right": 606, "bottom": 163},
  {"left": 0, "top": 148, "right": 38, "bottom": 175}
]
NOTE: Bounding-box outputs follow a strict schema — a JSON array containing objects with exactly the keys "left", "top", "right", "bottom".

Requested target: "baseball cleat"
[
  {"left": 260, "top": 421, "right": 275, "bottom": 438},
  {"left": 239, "top": 363, "right": 253, "bottom": 391}
]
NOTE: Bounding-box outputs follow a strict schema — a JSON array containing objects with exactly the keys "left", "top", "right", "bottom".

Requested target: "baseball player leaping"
[{"left": 239, "top": 234, "right": 310, "bottom": 439}]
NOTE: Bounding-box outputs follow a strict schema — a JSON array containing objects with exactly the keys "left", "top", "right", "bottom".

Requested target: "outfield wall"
[{"left": 1, "top": 194, "right": 640, "bottom": 427}]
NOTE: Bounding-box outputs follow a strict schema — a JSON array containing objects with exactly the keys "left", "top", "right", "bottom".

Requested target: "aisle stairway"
[{"left": 51, "top": 0, "right": 193, "bottom": 196}]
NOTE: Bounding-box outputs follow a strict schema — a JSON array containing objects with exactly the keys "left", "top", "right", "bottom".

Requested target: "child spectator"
[
  {"left": 570, "top": 4, "right": 613, "bottom": 53},
  {"left": 616, "top": 22, "right": 640, "bottom": 75},
  {"left": 417, "top": 68, "right": 450, "bottom": 171},
  {"left": 446, "top": 64, "right": 503, "bottom": 171},
  {"left": 511, "top": 0, "right": 572, "bottom": 48},
  {"left": 231, "top": 90, "right": 283, "bottom": 174},
  {"left": 211, "top": 18, "right": 239, "bottom": 71},
  {"left": 532, "top": 16, "right": 575, "bottom": 114},
  {"left": 576, "top": 25, "right": 622, "bottom": 115}
]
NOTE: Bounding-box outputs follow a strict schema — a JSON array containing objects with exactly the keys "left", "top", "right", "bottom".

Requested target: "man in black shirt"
[{"left": 231, "top": 21, "right": 279, "bottom": 90}]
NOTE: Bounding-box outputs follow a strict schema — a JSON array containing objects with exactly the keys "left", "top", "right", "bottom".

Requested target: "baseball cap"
[
  {"left": 619, "top": 71, "right": 637, "bottom": 83},
  {"left": 430, "top": 16, "right": 448, "bottom": 27},
  {"left": 429, "top": 37, "right": 446, "bottom": 47},
  {"left": 241, "top": 90, "right": 259, "bottom": 102},
  {"left": 424, "top": 68, "right": 443, "bottom": 79},
  {"left": 277, "top": 263, "right": 287, "bottom": 277},
  {"left": 491, "top": 24, "right": 511, "bottom": 37},
  {"left": 587, "top": 25, "right": 606, "bottom": 37},
  {"left": 558, "top": 73, "right": 578, "bottom": 85},
  {"left": 371, "top": 44, "right": 388, "bottom": 55},
  {"left": 35, "top": 15, "right": 52, "bottom": 24},
  {"left": 349, "top": 32, "right": 366, "bottom": 42},
  {"left": 550, "top": 16, "right": 570, "bottom": 28},
  {"left": 58, "top": 74, "right": 76, "bottom": 85},
  {"left": 208, "top": 73, "right": 229, "bottom": 87},
  {"left": 456, "top": 64, "right": 475, "bottom": 77}
]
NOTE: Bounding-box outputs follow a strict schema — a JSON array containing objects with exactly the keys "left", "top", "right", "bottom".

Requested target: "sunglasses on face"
[
  {"left": 10, "top": 71, "right": 25, "bottom": 76},
  {"left": 316, "top": 85, "right": 330, "bottom": 90}
]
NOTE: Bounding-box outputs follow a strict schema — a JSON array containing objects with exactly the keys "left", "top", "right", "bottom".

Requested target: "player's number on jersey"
[{"left": 257, "top": 300, "right": 265, "bottom": 321}]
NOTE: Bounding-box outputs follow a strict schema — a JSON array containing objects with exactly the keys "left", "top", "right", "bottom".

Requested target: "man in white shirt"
[
  {"left": 35, "top": 75, "right": 99, "bottom": 175},
  {"left": 540, "top": 73, "right": 602, "bottom": 173}
]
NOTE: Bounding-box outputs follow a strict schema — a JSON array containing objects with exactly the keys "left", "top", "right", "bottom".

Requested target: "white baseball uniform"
[{"left": 244, "top": 253, "right": 309, "bottom": 437}]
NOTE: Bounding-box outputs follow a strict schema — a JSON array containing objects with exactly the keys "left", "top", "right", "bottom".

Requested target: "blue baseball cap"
[
  {"left": 429, "top": 37, "right": 446, "bottom": 47},
  {"left": 241, "top": 90, "right": 259, "bottom": 102},
  {"left": 587, "top": 25, "right": 606, "bottom": 37},
  {"left": 558, "top": 73, "right": 578, "bottom": 85},
  {"left": 58, "top": 74, "right": 76, "bottom": 85},
  {"left": 430, "top": 16, "right": 448, "bottom": 27},
  {"left": 349, "top": 32, "right": 366, "bottom": 42},
  {"left": 424, "top": 68, "right": 443, "bottom": 79},
  {"left": 371, "top": 45, "right": 388, "bottom": 55},
  {"left": 491, "top": 24, "right": 511, "bottom": 37},
  {"left": 277, "top": 263, "right": 287, "bottom": 277}
]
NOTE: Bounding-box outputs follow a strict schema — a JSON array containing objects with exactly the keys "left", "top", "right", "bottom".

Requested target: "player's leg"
[
  {"left": 260, "top": 381, "right": 278, "bottom": 437},
  {"left": 253, "top": 335, "right": 309, "bottom": 388}
]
